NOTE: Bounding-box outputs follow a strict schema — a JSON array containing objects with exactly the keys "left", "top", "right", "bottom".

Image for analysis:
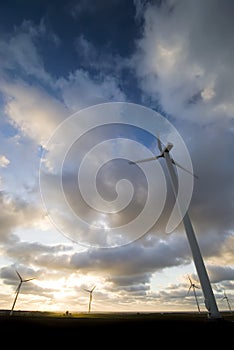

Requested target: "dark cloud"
[
  {"left": 70, "top": 234, "right": 191, "bottom": 282},
  {"left": 132, "top": 0, "right": 234, "bottom": 280},
  {"left": 0, "top": 192, "right": 42, "bottom": 242},
  {"left": 134, "top": 0, "right": 234, "bottom": 122},
  {"left": 5, "top": 241, "right": 73, "bottom": 269},
  {"left": 208, "top": 266, "right": 234, "bottom": 284}
]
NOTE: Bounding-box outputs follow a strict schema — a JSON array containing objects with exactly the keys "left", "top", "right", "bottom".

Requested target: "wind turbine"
[
  {"left": 84, "top": 286, "right": 96, "bottom": 313},
  {"left": 129, "top": 136, "right": 221, "bottom": 319},
  {"left": 187, "top": 275, "right": 201, "bottom": 313},
  {"left": 10, "top": 270, "right": 35, "bottom": 316},
  {"left": 222, "top": 290, "right": 232, "bottom": 312}
]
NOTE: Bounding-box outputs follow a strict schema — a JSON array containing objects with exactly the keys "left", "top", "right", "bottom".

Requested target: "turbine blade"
[
  {"left": 171, "top": 159, "right": 199, "bottom": 179},
  {"left": 15, "top": 270, "right": 22, "bottom": 281},
  {"left": 15, "top": 284, "right": 21, "bottom": 294},
  {"left": 83, "top": 288, "right": 91, "bottom": 293},
  {"left": 128, "top": 156, "right": 160, "bottom": 165},
  {"left": 91, "top": 286, "right": 96, "bottom": 292},
  {"left": 187, "top": 285, "right": 192, "bottom": 295},
  {"left": 187, "top": 275, "right": 192, "bottom": 285},
  {"left": 157, "top": 134, "right": 163, "bottom": 153},
  {"left": 23, "top": 277, "right": 35, "bottom": 282}
]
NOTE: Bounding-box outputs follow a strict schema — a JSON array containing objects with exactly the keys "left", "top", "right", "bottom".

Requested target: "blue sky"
[{"left": 0, "top": 0, "right": 233, "bottom": 313}]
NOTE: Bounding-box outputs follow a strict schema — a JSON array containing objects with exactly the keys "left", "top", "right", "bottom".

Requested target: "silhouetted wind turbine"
[
  {"left": 84, "top": 286, "right": 96, "bottom": 313},
  {"left": 129, "top": 135, "right": 221, "bottom": 319},
  {"left": 10, "top": 270, "right": 35, "bottom": 316},
  {"left": 222, "top": 290, "right": 232, "bottom": 312},
  {"left": 187, "top": 275, "right": 200, "bottom": 313}
]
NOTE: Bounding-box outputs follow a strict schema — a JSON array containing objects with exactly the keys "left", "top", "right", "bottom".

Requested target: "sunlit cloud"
[{"left": 0, "top": 155, "right": 10, "bottom": 168}]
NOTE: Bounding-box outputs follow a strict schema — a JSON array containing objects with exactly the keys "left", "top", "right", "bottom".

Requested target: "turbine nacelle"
[
  {"left": 163, "top": 142, "right": 173, "bottom": 154},
  {"left": 84, "top": 285, "right": 96, "bottom": 294},
  {"left": 129, "top": 137, "right": 198, "bottom": 179},
  {"left": 16, "top": 270, "right": 35, "bottom": 283}
]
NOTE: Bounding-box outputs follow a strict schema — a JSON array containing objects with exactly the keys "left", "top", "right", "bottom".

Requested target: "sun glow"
[
  {"left": 34, "top": 274, "right": 102, "bottom": 295},
  {"left": 35, "top": 277, "right": 68, "bottom": 291}
]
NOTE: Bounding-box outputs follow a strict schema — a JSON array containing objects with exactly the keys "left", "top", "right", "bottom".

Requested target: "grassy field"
[{"left": 1, "top": 310, "right": 233, "bottom": 347}]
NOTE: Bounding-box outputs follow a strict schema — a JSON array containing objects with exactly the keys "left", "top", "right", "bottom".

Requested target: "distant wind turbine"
[
  {"left": 222, "top": 290, "right": 232, "bottom": 312},
  {"left": 129, "top": 134, "right": 221, "bottom": 319},
  {"left": 10, "top": 270, "right": 35, "bottom": 316},
  {"left": 187, "top": 275, "right": 201, "bottom": 313},
  {"left": 84, "top": 286, "right": 96, "bottom": 313}
]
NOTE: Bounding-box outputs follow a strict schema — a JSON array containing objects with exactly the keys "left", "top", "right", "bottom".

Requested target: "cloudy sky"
[{"left": 0, "top": 0, "right": 233, "bottom": 314}]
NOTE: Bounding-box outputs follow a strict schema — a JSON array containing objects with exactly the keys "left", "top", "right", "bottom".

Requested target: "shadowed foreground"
[{"left": 1, "top": 311, "right": 233, "bottom": 347}]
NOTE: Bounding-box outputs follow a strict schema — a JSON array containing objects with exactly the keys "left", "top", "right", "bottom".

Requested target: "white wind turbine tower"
[
  {"left": 84, "top": 286, "right": 96, "bottom": 313},
  {"left": 187, "top": 275, "right": 201, "bottom": 313},
  {"left": 222, "top": 290, "right": 232, "bottom": 312},
  {"left": 10, "top": 270, "right": 35, "bottom": 316},
  {"left": 129, "top": 136, "right": 221, "bottom": 319}
]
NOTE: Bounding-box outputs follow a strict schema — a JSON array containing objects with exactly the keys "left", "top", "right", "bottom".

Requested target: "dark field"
[{"left": 1, "top": 311, "right": 233, "bottom": 347}]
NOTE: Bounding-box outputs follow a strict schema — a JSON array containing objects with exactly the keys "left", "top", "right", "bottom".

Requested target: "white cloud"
[
  {"left": 0, "top": 29, "right": 50, "bottom": 84},
  {"left": 57, "top": 69, "right": 126, "bottom": 112},
  {"left": 0, "top": 80, "right": 68, "bottom": 146},
  {"left": 133, "top": 0, "right": 234, "bottom": 123},
  {"left": 0, "top": 155, "right": 10, "bottom": 168},
  {"left": 74, "top": 35, "right": 129, "bottom": 75}
]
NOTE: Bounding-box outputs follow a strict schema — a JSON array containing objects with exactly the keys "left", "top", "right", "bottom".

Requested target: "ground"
[{"left": 1, "top": 310, "right": 233, "bottom": 347}]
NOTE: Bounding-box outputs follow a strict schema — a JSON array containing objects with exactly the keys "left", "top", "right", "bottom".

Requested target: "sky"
[{"left": 0, "top": 0, "right": 233, "bottom": 314}]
